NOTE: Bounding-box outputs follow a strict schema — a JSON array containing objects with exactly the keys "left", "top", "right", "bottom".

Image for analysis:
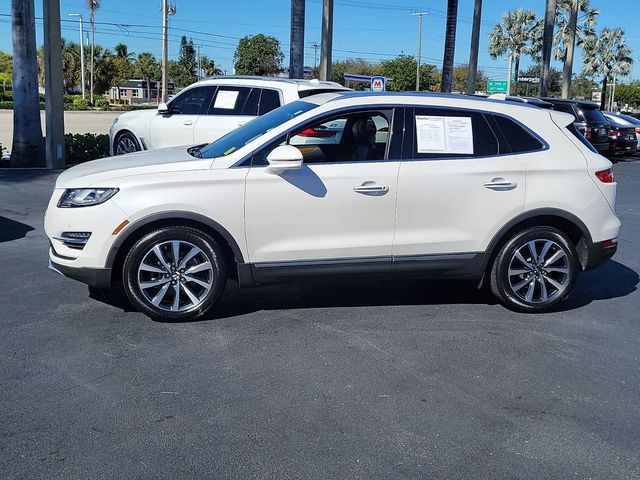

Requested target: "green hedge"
[
  {"left": 0, "top": 101, "right": 46, "bottom": 110},
  {"left": 65, "top": 133, "right": 110, "bottom": 164}
]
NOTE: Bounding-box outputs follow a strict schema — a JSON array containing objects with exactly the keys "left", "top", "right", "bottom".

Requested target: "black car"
[
  {"left": 541, "top": 98, "right": 610, "bottom": 154},
  {"left": 603, "top": 112, "right": 638, "bottom": 156}
]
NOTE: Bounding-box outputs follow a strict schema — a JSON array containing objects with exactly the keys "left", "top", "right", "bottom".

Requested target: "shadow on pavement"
[
  {"left": 0, "top": 216, "right": 34, "bottom": 243},
  {"left": 87, "top": 260, "right": 639, "bottom": 322}
]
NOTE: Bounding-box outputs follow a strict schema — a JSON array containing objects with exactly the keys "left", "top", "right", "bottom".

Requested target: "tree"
[
  {"left": 113, "top": 44, "right": 135, "bottom": 95},
  {"left": 513, "top": 64, "right": 562, "bottom": 96},
  {"left": 452, "top": 64, "right": 487, "bottom": 93},
  {"left": 61, "top": 41, "right": 82, "bottom": 92},
  {"left": 174, "top": 36, "right": 198, "bottom": 88},
  {"left": 234, "top": 34, "right": 283, "bottom": 76},
  {"left": 86, "top": 0, "right": 99, "bottom": 103},
  {"left": 10, "top": 0, "right": 43, "bottom": 167},
  {"left": 440, "top": 0, "right": 459, "bottom": 93},
  {"left": 489, "top": 8, "right": 539, "bottom": 94},
  {"left": 553, "top": 0, "right": 598, "bottom": 62},
  {"left": 329, "top": 58, "right": 380, "bottom": 89},
  {"left": 582, "top": 27, "right": 633, "bottom": 110},
  {"left": 572, "top": 73, "right": 597, "bottom": 99},
  {"left": 90, "top": 45, "right": 115, "bottom": 96},
  {"left": 199, "top": 55, "right": 223, "bottom": 77},
  {"left": 0, "top": 51, "right": 12, "bottom": 86},
  {"left": 379, "top": 55, "right": 438, "bottom": 92},
  {"left": 135, "top": 52, "right": 160, "bottom": 101},
  {"left": 114, "top": 43, "right": 134, "bottom": 61},
  {"left": 466, "top": 0, "right": 483, "bottom": 94},
  {"left": 614, "top": 81, "right": 640, "bottom": 108}
]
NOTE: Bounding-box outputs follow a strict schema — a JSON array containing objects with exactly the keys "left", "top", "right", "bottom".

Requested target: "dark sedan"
[{"left": 603, "top": 112, "right": 638, "bottom": 157}]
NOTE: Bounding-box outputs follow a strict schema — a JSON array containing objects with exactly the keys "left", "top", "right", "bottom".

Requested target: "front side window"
[
  {"left": 251, "top": 110, "right": 393, "bottom": 165},
  {"left": 412, "top": 108, "right": 499, "bottom": 159},
  {"left": 169, "top": 86, "right": 213, "bottom": 115}
]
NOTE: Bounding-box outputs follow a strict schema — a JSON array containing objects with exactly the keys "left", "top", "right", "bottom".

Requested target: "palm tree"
[
  {"left": 553, "top": 0, "right": 598, "bottom": 62},
  {"left": 466, "top": 0, "right": 483, "bottom": 94},
  {"left": 440, "top": 0, "right": 458, "bottom": 93},
  {"left": 582, "top": 27, "right": 633, "bottom": 110},
  {"left": 10, "top": 0, "right": 43, "bottom": 167},
  {"left": 489, "top": 8, "right": 539, "bottom": 95},
  {"left": 136, "top": 53, "right": 160, "bottom": 101},
  {"left": 114, "top": 43, "right": 134, "bottom": 61},
  {"left": 86, "top": 0, "right": 99, "bottom": 104},
  {"left": 200, "top": 56, "right": 223, "bottom": 77}
]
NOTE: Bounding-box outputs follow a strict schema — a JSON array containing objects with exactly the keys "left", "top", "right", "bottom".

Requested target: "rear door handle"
[
  {"left": 183, "top": 120, "right": 193, "bottom": 126},
  {"left": 484, "top": 178, "right": 517, "bottom": 191},
  {"left": 353, "top": 184, "right": 389, "bottom": 195}
]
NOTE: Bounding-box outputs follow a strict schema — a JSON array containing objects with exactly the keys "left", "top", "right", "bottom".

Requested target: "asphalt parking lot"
[{"left": 1, "top": 159, "right": 639, "bottom": 479}]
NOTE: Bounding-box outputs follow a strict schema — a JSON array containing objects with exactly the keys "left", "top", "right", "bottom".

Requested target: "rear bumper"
[
  {"left": 585, "top": 240, "right": 618, "bottom": 270},
  {"left": 49, "top": 258, "right": 112, "bottom": 289},
  {"left": 592, "top": 141, "right": 610, "bottom": 153}
]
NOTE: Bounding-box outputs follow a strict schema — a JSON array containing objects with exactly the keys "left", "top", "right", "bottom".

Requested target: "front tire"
[
  {"left": 122, "top": 227, "right": 226, "bottom": 321},
  {"left": 114, "top": 131, "right": 141, "bottom": 155},
  {"left": 490, "top": 227, "right": 578, "bottom": 313}
]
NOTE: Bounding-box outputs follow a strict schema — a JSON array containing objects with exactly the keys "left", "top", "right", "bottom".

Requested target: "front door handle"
[
  {"left": 183, "top": 120, "right": 193, "bottom": 126},
  {"left": 484, "top": 178, "right": 517, "bottom": 191},
  {"left": 353, "top": 184, "right": 389, "bottom": 195}
]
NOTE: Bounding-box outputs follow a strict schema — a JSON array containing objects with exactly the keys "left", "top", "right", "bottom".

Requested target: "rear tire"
[
  {"left": 122, "top": 227, "right": 226, "bottom": 321},
  {"left": 490, "top": 227, "right": 578, "bottom": 313}
]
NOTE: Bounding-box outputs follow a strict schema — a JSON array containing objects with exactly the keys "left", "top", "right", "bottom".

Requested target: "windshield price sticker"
[{"left": 416, "top": 115, "right": 474, "bottom": 155}]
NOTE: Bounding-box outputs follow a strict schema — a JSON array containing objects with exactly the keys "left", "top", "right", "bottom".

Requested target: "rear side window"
[
  {"left": 577, "top": 106, "right": 606, "bottom": 123},
  {"left": 208, "top": 86, "right": 255, "bottom": 116},
  {"left": 492, "top": 115, "right": 545, "bottom": 153},
  {"left": 259, "top": 89, "right": 281, "bottom": 115},
  {"left": 552, "top": 103, "right": 575, "bottom": 116},
  {"left": 412, "top": 108, "right": 499, "bottom": 159}
]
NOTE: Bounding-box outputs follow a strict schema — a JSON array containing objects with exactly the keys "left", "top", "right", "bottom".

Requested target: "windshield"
[{"left": 198, "top": 100, "right": 318, "bottom": 159}]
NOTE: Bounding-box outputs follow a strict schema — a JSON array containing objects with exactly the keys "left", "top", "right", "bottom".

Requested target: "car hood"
[
  {"left": 55, "top": 146, "right": 211, "bottom": 188},
  {"left": 116, "top": 107, "right": 158, "bottom": 123}
]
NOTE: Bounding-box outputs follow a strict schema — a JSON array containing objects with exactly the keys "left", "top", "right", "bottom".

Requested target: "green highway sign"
[{"left": 487, "top": 79, "right": 508, "bottom": 93}]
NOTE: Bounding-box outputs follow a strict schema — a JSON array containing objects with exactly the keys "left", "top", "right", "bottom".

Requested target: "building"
[{"left": 107, "top": 79, "right": 175, "bottom": 104}]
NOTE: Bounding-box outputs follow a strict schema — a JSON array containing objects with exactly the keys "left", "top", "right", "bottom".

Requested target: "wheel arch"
[
  {"left": 107, "top": 212, "right": 244, "bottom": 283},
  {"left": 482, "top": 208, "right": 593, "bottom": 274}
]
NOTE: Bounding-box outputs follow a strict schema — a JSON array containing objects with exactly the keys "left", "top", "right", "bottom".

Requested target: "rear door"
[
  {"left": 193, "top": 87, "right": 282, "bottom": 145},
  {"left": 148, "top": 86, "right": 214, "bottom": 148},
  {"left": 393, "top": 108, "right": 530, "bottom": 271}
]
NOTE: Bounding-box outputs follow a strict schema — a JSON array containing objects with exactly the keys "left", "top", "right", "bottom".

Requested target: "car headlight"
[{"left": 57, "top": 188, "right": 119, "bottom": 208}]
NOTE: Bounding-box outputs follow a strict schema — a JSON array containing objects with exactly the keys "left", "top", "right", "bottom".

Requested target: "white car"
[
  {"left": 109, "top": 76, "right": 350, "bottom": 155},
  {"left": 46, "top": 92, "right": 620, "bottom": 320}
]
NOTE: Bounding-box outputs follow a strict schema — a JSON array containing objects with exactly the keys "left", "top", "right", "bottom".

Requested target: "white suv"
[
  {"left": 109, "top": 76, "right": 350, "bottom": 155},
  {"left": 46, "top": 92, "right": 620, "bottom": 320}
]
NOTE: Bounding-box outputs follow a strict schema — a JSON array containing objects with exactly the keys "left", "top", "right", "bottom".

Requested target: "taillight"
[
  {"left": 297, "top": 127, "right": 336, "bottom": 138},
  {"left": 601, "top": 238, "right": 618, "bottom": 249},
  {"left": 584, "top": 126, "right": 592, "bottom": 139},
  {"left": 608, "top": 129, "right": 619, "bottom": 138},
  {"left": 635, "top": 127, "right": 640, "bottom": 135},
  {"left": 595, "top": 168, "right": 615, "bottom": 183}
]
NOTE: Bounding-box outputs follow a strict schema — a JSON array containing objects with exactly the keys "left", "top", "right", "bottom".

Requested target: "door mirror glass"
[
  {"left": 158, "top": 102, "right": 169, "bottom": 114},
  {"left": 266, "top": 145, "right": 303, "bottom": 173}
]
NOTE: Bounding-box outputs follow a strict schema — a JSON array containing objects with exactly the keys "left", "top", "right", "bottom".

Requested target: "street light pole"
[
  {"left": 69, "top": 13, "right": 85, "bottom": 100},
  {"left": 411, "top": 12, "right": 426, "bottom": 91}
]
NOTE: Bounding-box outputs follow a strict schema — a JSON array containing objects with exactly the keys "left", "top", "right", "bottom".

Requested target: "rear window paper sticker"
[
  {"left": 416, "top": 115, "right": 474, "bottom": 154},
  {"left": 214, "top": 90, "right": 240, "bottom": 109}
]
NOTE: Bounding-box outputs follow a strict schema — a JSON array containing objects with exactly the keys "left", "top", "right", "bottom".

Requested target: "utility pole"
[
  {"left": 43, "top": 0, "right": 65, "bottom": 168},
  {"left": 160, "top": 1, "right": 175, "bottom": 102},
  {"left": 411, "top": 12, "right": 426, "bottom": 91},
  {"left": 289, "top": 0, "right": 305, "bottom": 79},
  {"left": 69, "top": 13, "right": 85, "bottom": 100},
  {"left": 319, "top": 0, "right": 333, "bottom": 81},
  {"left": 466, "top": 0, "right": 482, "bottom": 95},
  {"left": 311, "top": 41, "right": 319, "bottom": 69},
  {"left": 539, "top": 0, "right": 557, "bottom": 97},
  {"left": 561, "top": 0, "right": 578, "bottom": 99}
]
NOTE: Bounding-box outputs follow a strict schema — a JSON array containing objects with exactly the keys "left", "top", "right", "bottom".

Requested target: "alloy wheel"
[
  {"left": 137, "top": 240, "right": 214, "bottom": 312},
  {"left": 507, "top": 239, "right": 570, "bottom": 304},
  {"left": 115, "top": 136, "right": 138, "bottom": 155}
]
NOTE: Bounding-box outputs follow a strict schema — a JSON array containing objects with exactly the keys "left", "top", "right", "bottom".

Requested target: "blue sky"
[{"left": 0, "top": 0, "right": 638, "bottom": 81}]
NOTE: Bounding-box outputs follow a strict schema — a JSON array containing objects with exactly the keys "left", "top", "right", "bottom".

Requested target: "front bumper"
[{"left": 49, "top": 257, "right": 112, "bottom": 289}]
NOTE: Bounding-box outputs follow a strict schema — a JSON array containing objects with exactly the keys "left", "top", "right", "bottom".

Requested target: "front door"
[
  {"left": 244, "top": 108, "right": 402, "bottom": 279},
  {"left": 149, "top": 85, "right": 214, "bottom": 149}
]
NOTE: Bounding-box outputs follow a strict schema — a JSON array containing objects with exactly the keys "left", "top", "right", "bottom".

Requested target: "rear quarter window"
[{"left": 492, "top": 115, "right": 545, "bottom": 153}]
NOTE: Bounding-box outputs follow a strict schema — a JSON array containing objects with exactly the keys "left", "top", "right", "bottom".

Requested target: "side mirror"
[
  {"left": 158, "top": 102, "right": 169, "bottom": 114},
  {"left": 266, "top": 145, "right": 303, "bottom": 174}
]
